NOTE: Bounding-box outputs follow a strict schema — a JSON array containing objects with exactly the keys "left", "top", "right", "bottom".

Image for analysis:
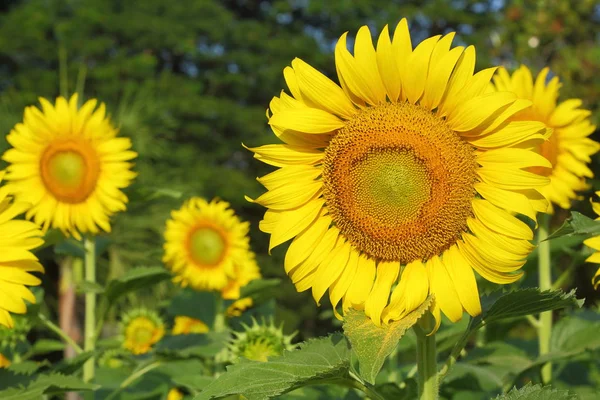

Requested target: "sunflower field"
[{"left": 0, "top": 0, "right": 599, "bottom": 399}]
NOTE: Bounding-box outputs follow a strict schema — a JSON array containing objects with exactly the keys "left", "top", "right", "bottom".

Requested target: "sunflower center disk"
[
  {"left": 323, "top": 102, "right": 478, "bottom": 264},
  {"left": 189, "top": 227, "right": 226, "bottom": 266},
  {"left": 40, "top": 140, "right": 100, "bottom": 203},
  {"left": 133, "top": 326, "right": 153, "bottom": 344}
]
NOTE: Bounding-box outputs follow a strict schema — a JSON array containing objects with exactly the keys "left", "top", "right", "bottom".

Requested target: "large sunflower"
[
  {"left": 584, "top": 192, "right": 600, "bottom": 289},
  {"left": 247, "top": 20, "right": 551, "bottom": 329},
  {"left": 163, "top": 198, "right": 260, "bottom": 294},
  {"left": 0, "top": 172, "right": 44, "bottom": 328},
  {"left": 492, "top": 65, "right": 599, "bottom": 211},
  {"left": 2, "top": 94, "right": 137, "bottom": 239}
]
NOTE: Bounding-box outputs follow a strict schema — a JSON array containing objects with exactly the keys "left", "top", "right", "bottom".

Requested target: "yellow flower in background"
[
  {"left": 584, "top": 192, "right": 600, "bottom": 289},
  {"left": 167, "top": 388, "right": 184, "bottom": 400},
  {"left": 226, "top": 297, "right": 254, "bottom": 318},
  {"left": 0, "top": 173, "right": 44, "bottom": 328},
  {"left": 163, "top": 198, "right": 260, "bottom": 293},
  {"left": 0, "top": 353, "right": 11, "bottom": 368},
  {"left": 2, "top": 94, "right": 137, "bottom": 239},
  {"left": 172, "top": 316, "right": 209, "bottom": 335},
  {"left": 493, "top": 65, "right": 599, "bottom": 212},
  {"left": 247, "top": 20, "right": 550, "bottom": 330},
  {"left": 121, "top": 309, "right": 165, "bottom": 355}
]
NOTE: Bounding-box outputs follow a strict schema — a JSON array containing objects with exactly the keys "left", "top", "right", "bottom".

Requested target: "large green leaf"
[
  {"left": 546, "top": 211, "right": 600, "bottom": 241},
  {"left": 195, "top": 333, "right": 352, "bottom": 400},
  {"left": 494, "top": 383, "right": 578, "bottom": 399},
  {"left": 104, "top": 266, "right": 171, "bottom": 305},
  {"left": 550, "top": 315, "right": 600, "bottom": 354},
  {"left": 343, "top": 295, "right": 433, "bottom": 384},
  {"left": 167, "top": 289, "right": 217, "bottom": 327}
]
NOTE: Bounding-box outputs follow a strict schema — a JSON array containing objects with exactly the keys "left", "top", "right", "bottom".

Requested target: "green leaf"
[
  {"left": 195, "top": 333, "right": 352, "bottom": 400},
  {"left": 155, "top": 332, "right": 229, "bottom": 358},
  {"left": 0, "top": 373, "right": 97, "bottom": 399},
  {"left": 546, "top": 211, "right": 600, "bottom": 241},
  {"left": 550, "top": 315, "right": 600, "bottom": 354},
  {"left": 53, "top": 351, "right": 96, "bottom": 375},
  {"left": 343, "top": 295, "right": 433, "bottom": 384},
  {"left": 29, "top": 339, "right": 65, "bottom": 355},
  {"left": 104, "top": 266, "right": 171, "bottom": 305},
  {"left": 495, "top": 383, "right": 578, "bottom": 399},
  {"left": 240, "top": 278, "right": 282, "bottom": 298},
  {"left": 167, "top": 289, "right": 217, "bottom": 327},
  {"left": 479, "top": 289, "right": 583, "bottom": 326},
  {"left": 76, "top": 280, "right": 105, "bottom": 295},
  {"left": 444, "top": 289, "right": 583, "bottom": 381}
]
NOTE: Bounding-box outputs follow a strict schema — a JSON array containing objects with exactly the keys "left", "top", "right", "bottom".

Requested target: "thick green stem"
[
  {"left": 415, "top": 313, "right": 438, "bottom": 400},
  {"left": 538, "top": 214, "right": 552, "bottom": 383},
  {"left": 83, "top": 237, "right": 96, "bottom": 385}
]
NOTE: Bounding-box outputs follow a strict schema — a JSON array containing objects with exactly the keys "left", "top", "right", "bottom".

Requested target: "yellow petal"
[
  {"left": 283, "top": 66, "right": 303, "bottom": 101},
  {"left": 437, "top": 45, "right": 476, "bottom": 116},
  {"left": 383, "top": 259, "right": 428, "bottom": 323},
  {"left": 475, "top": 182, "right": 537, "bottom": 221},
  {"left": 269, "top": 107, "right": 344, "bottom": 133},
  {"left": 247, "top": 144, "right": 323, "bottom": 167},
  {"left": 257, "top": 165, "right": 322, "bottom": 191},
  {"left": 421, "top": 46, "right": 463, "bottom": 110},
  {"left": 376, "top": 25, "right": 401, "bottom": 102},
  {"left": 428, "top": 256, "right": 463, "bottom": 322},
  {"left": 247, "top": 180, "right": 321, "bottom": 210},
  {"left": 471, "top": 198, "right": 534, "bottom": 240},
  {"left": 447, "top": 91, "right": 516, "bottom": 132},
  {"left": 364, "top": 261, "right": 399, "bottom": 326},
  {"left": 403, "top": 35, "right": 440, "bottom": 104},
  {"left": 292, "top": 58, "right": 356, "bottom": 119},
  {"left": 284, "top": 214, "right": 332, "bottom": 273},
  {"left": 476, "top": 148, "right": 552, "bottom": 169},
  {"left": 392, "top": 18, "right": 412, "bottom": 101},
  {"left": 268, "top": 198, "right": 325, "bottom": 251},
  {"left": 353, "top": 26, "right": 386, "bottom": 105},
  {"left": 478, "top": 166, "right": 549, "bottom": 191},
  {"left": 443, "top": 246, "right": 481, "bottom": 317},
  {"left": 312, "top": 240, "right": 352, "bottom": 304},
  {"left": 329, "top": 250, "right": 360, "bottom": 318},
  {"left": 343, "top": 254, "right": 376, "bottom": 310}
]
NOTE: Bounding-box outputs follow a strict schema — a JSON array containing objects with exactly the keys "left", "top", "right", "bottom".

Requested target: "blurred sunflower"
[
  {"left": 167, "top": 388, "right": 184, "bottom": 400},
  {"left": 0, "top": 173, "right": 44, "bottom": 328},
  {"left": 0, "top": 354, "right": 10, "bottom": 368},
  {"left": 163, "top": 198, "right": 260, "bottom": 293},
  {"left": 172, "top": 316, "right": 209, "bottom": 335},
  {"left": 226, "top": 297, "right": 254, "bottom": 318},
  {"left": 121, "top": 309, "right": 165, "bottom": 355},
  {"left": 2, "top": 94, "right": 137, "bottom": 239},
  {"left": 584, "top": 192, "right": 600, "bottom": 289},
  {"left": 228, "top": 318, "right": 296, "bottom": 362},
  {"left": 247, "top": 20, "right": 550, "bottom": 329},
  {"left": 493, "top": 66, "right": 599, "bottom": 211}
]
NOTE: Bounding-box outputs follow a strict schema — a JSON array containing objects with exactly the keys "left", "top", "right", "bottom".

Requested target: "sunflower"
[
  {"left": 121, "top": 309, "right": 165, "bottom": 355},
  {"left": 0, "top": 173, "right": 44, "bottom": 328},
  {"left": 492, "top": 65, "right": 599, "bottom": 211},
  {"left": 584, "top": 192, "right": 600, "bottom": 289},
  {"left": 167, "top": 388, "right": 184, "bottom": 400},
  {"left": 0, "top": 354, "right": 10, "bottom": 368},
  {"left": 2, "top": 94, "right": 137, "bottom": 239},
  {"left": 226, "top": 297, "right": 254, "bottom": 318},
  {"left": 228, "top": 318, "right": 296, "bottom": 362},
  {"left": 172, "top": 316, "right": 209, "bottom": 335},
  {"left": 246, "top": 20, "right": 551, "bottom": 329},
  {"left": 163, "top": 198, "right": 260, "bottom": 293}
]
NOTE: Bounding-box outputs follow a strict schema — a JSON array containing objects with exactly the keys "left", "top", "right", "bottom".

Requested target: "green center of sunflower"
[
  {"left": 40, "top": 140, "right": 100, "bottom": 203},
  {"left": 353, "top": 150, "right": 431, "bottom": 224},
  {"left": 242, "top": 340, "right": 280, "bottom": 362},
  {"left": 189, "top": 227, "right": 226, "bottom": 266},
  {"left": 48, "top": 151, "right": 86, "bottom": 187},
  {"left": 133, "top": 326, "right": 153, "bottom": 344},
  {"left": 323, "top": 102, "right": 478, "bottom": 264}
]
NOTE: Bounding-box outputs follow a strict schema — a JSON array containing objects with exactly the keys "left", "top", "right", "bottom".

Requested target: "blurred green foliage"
[{"left": 0, "top": 0, "right": 599, "bottom": 340}]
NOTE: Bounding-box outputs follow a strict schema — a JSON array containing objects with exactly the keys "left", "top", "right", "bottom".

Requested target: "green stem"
[
  {"left": 38, "top": 313, "right": 83, "bottom": 354},
  {"left": 415, "top": 313, "right": 438, "bottom": 400},
  {"left": 343, "top": 376, "right": 385, "bottom": 400},
  {"left": 213, "top": 296, "right": 226, "bottom": 332},
  {"left": 538, "top": 214, "right": 552, "bottom": 383},
  {"left": 83, "top": 237, "right": 96, "bottom": 385}
]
